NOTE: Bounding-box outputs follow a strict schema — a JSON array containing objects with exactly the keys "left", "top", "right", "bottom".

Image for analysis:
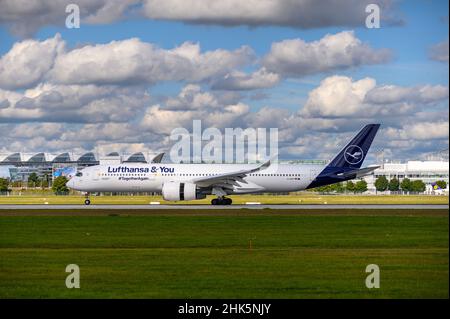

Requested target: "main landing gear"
[
  {"left": 84, "top": 192, "right": 91, "bottom": 205},
  {"left": 211, "top": 197, "right": 232, "bottom": 205}
]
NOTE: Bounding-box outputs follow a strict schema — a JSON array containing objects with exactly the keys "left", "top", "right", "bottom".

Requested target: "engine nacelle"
[{"left": 162, "top": 182, "right": 206, "bottom": 201}]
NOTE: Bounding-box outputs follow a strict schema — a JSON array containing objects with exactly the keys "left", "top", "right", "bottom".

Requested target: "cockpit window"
[{"left": 76, "top": 172, "right": 83, "bottom": 177}]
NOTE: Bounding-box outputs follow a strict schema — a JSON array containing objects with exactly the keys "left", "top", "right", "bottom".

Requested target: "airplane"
[{"left": 67, "top": 124, "right": 380, "bottom": 205}]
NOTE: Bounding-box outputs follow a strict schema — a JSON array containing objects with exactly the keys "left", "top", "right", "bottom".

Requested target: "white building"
[{"left": 364, "top": 160, "right": 449, "bottom": 194}]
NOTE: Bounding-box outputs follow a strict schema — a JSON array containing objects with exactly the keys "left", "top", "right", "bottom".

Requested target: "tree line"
[
  {"left": 0, "top": 176, "right": 69, "bottom": 195},
  {"left": 374, "top": 176, "right": 446, "bottom": 193},
  {"left": 311, "top": 177, "right": 447, "bottom": 194}
]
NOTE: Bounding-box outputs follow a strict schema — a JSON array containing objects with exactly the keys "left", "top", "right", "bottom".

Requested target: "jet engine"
[{"left": 162, "top": 182, "right": 206, "bottom": 201}]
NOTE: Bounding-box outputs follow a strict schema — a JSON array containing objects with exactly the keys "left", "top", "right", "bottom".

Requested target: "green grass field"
[
  {"left": 0, "top": 209, "right": 448, "bottom": 298},
  {"left": 0, "top": 193, "right": 448, "bottom": 205}
]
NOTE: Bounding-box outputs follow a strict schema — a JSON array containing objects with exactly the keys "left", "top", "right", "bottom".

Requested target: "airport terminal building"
[
  {"left": 363, "top": 160, "right": 449, "bottom": 194},
  {"left": 0, "top": 152, "right": 161, "bottom": 184}
]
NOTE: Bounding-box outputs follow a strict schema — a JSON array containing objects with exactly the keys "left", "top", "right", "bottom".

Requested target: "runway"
[{"left": 0, "top": 204, "right": 447, "bottom": 210}]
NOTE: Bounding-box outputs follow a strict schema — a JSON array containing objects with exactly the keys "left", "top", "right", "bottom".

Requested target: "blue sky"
[{"left": 0, "top": 0, "right": 448, "bottom": 161}]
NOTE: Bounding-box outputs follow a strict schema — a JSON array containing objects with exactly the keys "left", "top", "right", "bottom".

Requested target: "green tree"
[
  {"left": 11, "top": 180, "right": 21, "bottom": 188},
  {"left": 346, "top": 180, "right": 355, "bottom": 193},
  {"left": 388, "top": 177, "right": 400, "bottom": 192},
  {"left": 355, "top": 180, "right": 368, "bottom": 193},
  {"left": 411, "top": 180, "right": 426, "bottom": 193},
  {"left": 52, "top": 176, "right": 69, "bottom": 195},
  {"left": 311, "top": 183, "right": 345, "bottom": 193},
  {"left": 374, "top": 176, "right": 388, "bottom": 192},
  {"left": 436, "top": 180, "right": 447, "bottom": 190},
  {"left": 28, "top": 172, "right": 40, "bottom": 188},
  {"left": 312, "top": 184, "right": 332, "bottom": 193},
  {"left": 400, "top": 178, "right": 412, "bottom": 194},
  {"left": 0, "top": 178, "right": 9, "bottom": 192},
  {"left": 41, "top": 178, "right": 49, "bottom": 189},
  {"left": 332, "top": 182, "right": 345, "bottom": 193}
]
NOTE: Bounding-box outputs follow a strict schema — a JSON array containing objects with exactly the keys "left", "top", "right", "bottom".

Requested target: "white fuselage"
[{"left": 67, "top": 163, "right": 325, "bottom": 194}]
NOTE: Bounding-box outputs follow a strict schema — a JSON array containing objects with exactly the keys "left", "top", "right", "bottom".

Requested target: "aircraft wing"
[{"left": 192, "top": 159, "right": 271, "bottom": 188}]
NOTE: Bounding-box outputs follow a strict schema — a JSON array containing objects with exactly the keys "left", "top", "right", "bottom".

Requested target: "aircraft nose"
[{"left": 66, "top": 178, "right": 75, "bottom": 189}]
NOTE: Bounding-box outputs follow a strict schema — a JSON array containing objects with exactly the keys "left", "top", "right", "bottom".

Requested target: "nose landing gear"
[
  {"left": 211, "top": 197, "right": 232, "bottom": 205},
  {"left": 84, "top": 193, "right": 91, "bottom": 205}
]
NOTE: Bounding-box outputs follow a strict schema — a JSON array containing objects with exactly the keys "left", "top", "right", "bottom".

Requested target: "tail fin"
[{"left": 327, "top": 124, "right": 380, "bottom": 169}]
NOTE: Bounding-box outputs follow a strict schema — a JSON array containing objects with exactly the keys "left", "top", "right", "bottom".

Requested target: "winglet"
[{"left": 259, "top": 154, "right": 277, "bottom": 170}]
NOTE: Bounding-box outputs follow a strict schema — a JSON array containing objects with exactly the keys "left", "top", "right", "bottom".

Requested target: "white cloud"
[
  {"left": 0, "top": 0, "right": 403, "bottom": 37},
  {"left": 164, "top": 84, "right": 219, "bottom": 110},
  {"left": 212, "top": 68, "right": 280, "bottom": 90},
  {"left": 142, "top": 0, "right": 402, "bottom": 28},
  {"left": 0, "top": 35, "right": 255, "bottom": 91},
  {"left": 301, "top": 75, "right": 449, "bottom": 118},
  {"left": 0, "top": 32, "right": 446, "bottom": 161},
  {"left": 140, "top": 85, "right": 250, "bottom": 134},
  {"left": 10, "top": 123, "right": 64, "bottom": 139},
  {"left": 245, "top": 106, "right": 290, "bottom": 128},
  {"left": 263, "top": 31, "right": 391, "bottom": 77},
  {"left": 140, "top": 105, "right": 196, "bottom": 134},
  {"left": 366, "top": 84, "right": 449, "bottom": 104},
  {"left": 384, "top": 121, "right": 449, "bottom": 141},
  {"left": 0, "top": 0, "right": 137, "bottom": 37},
  {"left": 0, "top": 83, "right": 151, "bottom": 123},
  {"left": 42, "top": 38, "right": 253, "bottom": 86},
  {"left": 0, "top": 34, "right": 64, "bottom": 89},
  {"left": 301, "top": 76, "right": 376, "bottom": 117}
]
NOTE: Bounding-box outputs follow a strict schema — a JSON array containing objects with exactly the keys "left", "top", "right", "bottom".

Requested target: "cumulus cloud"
[
  {"left": 429, "top": 39, "right": 449, "bottom": 63},
  {"left": 0, "top": 83, "right": 151, "bottom": 123},
  {"left": 0, "top": 35, "right": 254, "bottom": 89},
  {"left": 0, "top": 34, "right": 64, "bottom": 89},
  {"left": 140, "top": 85, "right": 250, "bottom": 134},
  {"left": 49, "top": 39, "right": 254, "bottom": 86},
  {"left": 0, "top": 33, "right": 395, "bottom": 93},
  {"left": 164, "top": 85, "right": 219, "bottom": 110},
  {"left": 0, "top": 32, "right": 446, "bottom": 161},
  {"left": 9, "top": 123, "right": 64, "bottom": 140},
  {"left": 0, "top": 0, "right": 138, "bottom": 37},
  {"left": 0, "top": 0, "right": 403, "bottom": 38},
  {"left": 365, "top": 84, "right": 449, "bottom": 104},
  {"left": 384, "top": 121, "right": 449, "bottom": 141},
  {"left": 263, "top": 31, "right": 392, "bottom": 77},
  {"left": 245, "top": 106, "right": 290, "bottom": 129},
  {"left": 1, "top": 76, "right": 448, "bottom": 160},
  {"left": 142, "top": 0, "right": 402, "bottom": 28},
  {"left": 301, "top": 76, "right": 376, "bottom": 117},
  {"left": 212, "top": 68, "right": 280, "bottom": 90},
  {"left": 301, "top": 75, "right": 449, "bottom": 118}
]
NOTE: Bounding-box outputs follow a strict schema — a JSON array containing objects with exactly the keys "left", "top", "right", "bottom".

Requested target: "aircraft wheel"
[
  {"left": 225, "top": 198, "right": 232, "bottom": 205},
  {"left": 84, "top": 199, "right": 91, "bottom": 205},
  {"left": 211, "top": 198, "right": 218, "bottom": 205}
]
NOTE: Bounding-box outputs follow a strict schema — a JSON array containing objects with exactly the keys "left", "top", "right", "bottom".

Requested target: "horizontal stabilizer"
[{"left": 336, "top": 166, "right": 380, "bottom": 178}]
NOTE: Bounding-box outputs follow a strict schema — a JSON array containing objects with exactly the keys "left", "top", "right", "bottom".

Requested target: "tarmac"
[{"left": 0, "top": 204, "right": 447, "bottom": 210}]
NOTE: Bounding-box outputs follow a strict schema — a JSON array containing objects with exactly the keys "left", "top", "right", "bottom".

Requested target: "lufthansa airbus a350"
[{"left": 67, "top": 124, "right": 380, "bottom": 205}]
